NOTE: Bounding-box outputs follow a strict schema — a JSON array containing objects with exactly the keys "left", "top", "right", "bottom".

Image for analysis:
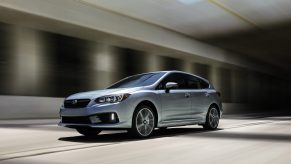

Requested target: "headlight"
[{"left": 95, "top": 93, "right": 130, "bottom": 104}]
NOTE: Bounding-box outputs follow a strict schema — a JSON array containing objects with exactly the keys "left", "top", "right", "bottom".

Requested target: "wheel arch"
[{"left": 135, "top": 100, "right": 158, "bottom": 127}]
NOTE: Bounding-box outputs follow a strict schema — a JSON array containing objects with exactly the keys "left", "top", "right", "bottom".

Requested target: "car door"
[
  {"left": 157, "top": 73, "right": 192, "bottom": 122},
  {"left": 186, "top": 75, "right": 210, "bottom": 121}
]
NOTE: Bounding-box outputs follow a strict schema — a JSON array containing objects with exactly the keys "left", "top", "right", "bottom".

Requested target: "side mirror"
[{"left": 165, "top": 82, "right": 178, "bottom": 93}]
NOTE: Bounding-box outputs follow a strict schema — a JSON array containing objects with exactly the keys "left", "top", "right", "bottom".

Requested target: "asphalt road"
[{"left": 0, "top": 115, "right": 291, "bottom": 164}]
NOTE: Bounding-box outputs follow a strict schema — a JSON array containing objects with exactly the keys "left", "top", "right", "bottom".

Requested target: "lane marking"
[
  {"left": 0, "top": 143, "right": 84, "bottom": 156},
  {"left": 222, "top": 121, "right": 274, "bottom": 129},
  {"left": 0, "top": 143, "right": 117, "bottom": 161}
]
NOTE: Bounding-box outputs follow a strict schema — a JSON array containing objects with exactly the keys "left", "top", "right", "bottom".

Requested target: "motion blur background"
[{"left": 0, "top": 0, "right": 291, "bottom": 119}]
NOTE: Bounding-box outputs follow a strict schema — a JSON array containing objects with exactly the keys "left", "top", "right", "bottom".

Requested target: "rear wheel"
[
  {"left": 203, "top": 106, "right": 220, "bottom": 130},
  {"left": 128, "top": 105, "right": 155, "bottom": 138},
  {"left": 76, "top": 128, "right": 101, "bottom": 137}
]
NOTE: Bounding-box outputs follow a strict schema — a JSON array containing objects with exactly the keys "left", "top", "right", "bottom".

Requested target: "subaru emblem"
[{"left": 72, "top": 100, "right": 78, "bottom": 104}]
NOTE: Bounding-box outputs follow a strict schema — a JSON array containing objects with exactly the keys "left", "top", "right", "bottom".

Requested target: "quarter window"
[
  {"left": 186, "top": 75, "right": 210, "bottom": 89},
  {"left": 199, "top": 79, "right": 209, "bottom": 89},
  {"left": 187, "top": 76, "right": 199, "bottom": 89}
]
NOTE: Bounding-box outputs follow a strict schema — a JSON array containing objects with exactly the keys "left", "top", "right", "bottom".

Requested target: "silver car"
[{"left": 59, "top": 71, "right": 222, "bottom": 138}]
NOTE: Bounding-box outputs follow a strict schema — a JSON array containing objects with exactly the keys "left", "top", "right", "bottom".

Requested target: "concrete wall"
[{"left": 0, "top": 96, "right": 62, "bottom": 119}]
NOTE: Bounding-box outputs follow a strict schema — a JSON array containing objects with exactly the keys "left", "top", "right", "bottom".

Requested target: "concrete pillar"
[
  {"left": 146, "top": 54, "right": 165, "bottom": 72},
  {"left": 91, "top": 44, "right": 117, "bottom": 89},
  {"left": 213, "top": 67, "right": 231, "bottom": 102},
  {"left": 183, "top": 61, "right": 192, "bottom": 73},
  {"left": 192, "top": 62, "right": 211, "bottom": 79},
  {"left": 231, "top": 69, "right": 248, "bottom": 103},
  {"left": 209, "top": 65, "right": 219, "bottom": 90},
  {"left": 11, "top": 27, "right": 46, "bottom": 95}
]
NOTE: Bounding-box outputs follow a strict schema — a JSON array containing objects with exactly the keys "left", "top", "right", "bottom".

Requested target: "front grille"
[
  {"left": 64, "top": 99, "right": 90, "bottom": 108},
  {"left": 61, "top": 113, "right": 119, "bottom": 124},
  {"left": 62, "top": 116, "right": 91, "bottom": 124}
]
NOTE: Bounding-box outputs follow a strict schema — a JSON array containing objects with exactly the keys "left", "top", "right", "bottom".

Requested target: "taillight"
[{"left": 216, "top": 91, "right": 221, "bottom": 97}]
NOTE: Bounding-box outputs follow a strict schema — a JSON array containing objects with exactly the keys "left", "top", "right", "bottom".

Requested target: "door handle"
[{"left": 185, "top": 93, "right": 190, "bottom": 98}]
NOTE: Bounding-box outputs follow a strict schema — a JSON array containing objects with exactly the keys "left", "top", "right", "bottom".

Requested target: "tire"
[
  {"left": 76, "top": 128, "right": 102, "bottom": 137},
  {"left": 128, "top": 105, "right": 156, "bottom": 138},
  {"left": 203, "top": 106, "right": 220, "bottom": 130}
]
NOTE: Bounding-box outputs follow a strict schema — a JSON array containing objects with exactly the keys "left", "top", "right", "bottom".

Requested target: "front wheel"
[
  {"left": 203, "top": 106, "right": 220, "bottom": 130},
  {"left": 128, "top": 105, "right": 156, "bottom": 138},
  {"left": 76, "top": 128, "right": 102, "bottom": 137}
]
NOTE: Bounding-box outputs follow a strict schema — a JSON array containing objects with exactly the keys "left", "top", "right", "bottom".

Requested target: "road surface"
[{"left": 0, "top": 115, "right": 291, "bottom": 164}]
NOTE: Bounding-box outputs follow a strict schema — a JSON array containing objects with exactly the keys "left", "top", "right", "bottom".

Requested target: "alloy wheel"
[
  {"left": 135, "top": 108, "right": 155, "bottom": 137},
  {"left": 208, "top": 107, "right": 219, "bottom": 129}
]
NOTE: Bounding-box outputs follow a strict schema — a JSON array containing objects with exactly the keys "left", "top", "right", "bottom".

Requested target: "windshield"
[{"left": 108, "top": 72, "right": 166, "bottom": 89}]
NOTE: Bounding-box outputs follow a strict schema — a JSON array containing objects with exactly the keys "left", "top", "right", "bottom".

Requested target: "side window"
[
  {"left": 187, "top": 76, "right": 200, "bottom": 89},
  {"left": 157, "top": 73, "right": 187, "bottom": 90}
]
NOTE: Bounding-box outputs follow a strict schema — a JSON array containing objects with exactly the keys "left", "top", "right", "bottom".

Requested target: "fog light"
[{"left": 111, "top": 113, "right": 115, "bottom": 121}]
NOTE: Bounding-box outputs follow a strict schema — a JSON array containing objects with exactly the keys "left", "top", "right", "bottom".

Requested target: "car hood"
[{"left": 66, "top": 87, "right": 142, "bottom": 100}]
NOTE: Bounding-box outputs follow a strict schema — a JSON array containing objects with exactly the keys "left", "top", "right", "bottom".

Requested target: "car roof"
[{"left": 139, "top": 70, "right": 209, "bottom": 83}]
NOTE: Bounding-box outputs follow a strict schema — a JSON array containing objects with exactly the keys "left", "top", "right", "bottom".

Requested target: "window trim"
[{"left": 155, "top": 72, "right": 210, "bottom": 90}]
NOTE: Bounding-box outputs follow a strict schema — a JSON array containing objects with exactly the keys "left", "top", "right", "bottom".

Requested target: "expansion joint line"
[{"left": 208, "top": 0, "right": 261, "bottom": 29}]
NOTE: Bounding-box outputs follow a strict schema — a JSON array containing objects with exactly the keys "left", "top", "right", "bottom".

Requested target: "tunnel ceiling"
[
  {"left": 82, "top": 0, "right": 291, "bottom": 71},
  {"left": 200, "top": 22, "right": 291, "bottom": 71}
]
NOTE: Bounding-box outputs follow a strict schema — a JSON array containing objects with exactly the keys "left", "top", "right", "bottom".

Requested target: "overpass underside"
[{"left": 0, "top": 0, "right": 290, "bottom": 118}]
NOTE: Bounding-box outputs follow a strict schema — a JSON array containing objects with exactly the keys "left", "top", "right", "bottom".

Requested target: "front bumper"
[{"left": 59, "top": 102, "right": 133, "bottom": 128}]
